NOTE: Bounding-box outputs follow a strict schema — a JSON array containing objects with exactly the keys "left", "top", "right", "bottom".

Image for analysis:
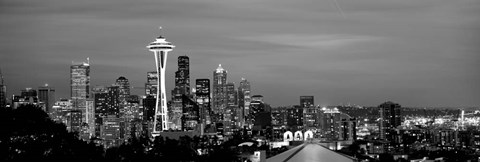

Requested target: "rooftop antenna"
[{"left": 158, "top": 26, "right": 164, "bottom": 38}]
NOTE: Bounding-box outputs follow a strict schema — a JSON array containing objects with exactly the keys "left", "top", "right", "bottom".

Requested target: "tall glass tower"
[
  {"left": 115, "top": 76, "right": 130, "bottom": 104},
  {"left": 146, "top": 27, "right": 175, "bottom": 134},
  {"left": 71, "top": 58, "right": 90, "bottom": 122},
  {"left": 196, "top": 79, "right": 211, "bottom": 125},
  {"left": 0, "top": 68, "right": 6, "bottom": 108},
  {"left": 38, "top": 84, "right": 55, "bottom": 113},
  {"left": 212, "top": 64, "right": 227, "bottom": 120}
]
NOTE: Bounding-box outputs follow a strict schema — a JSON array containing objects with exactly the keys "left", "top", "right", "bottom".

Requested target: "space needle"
[{"left": 146, "top": 27, "right": 175, "bottom": 135}]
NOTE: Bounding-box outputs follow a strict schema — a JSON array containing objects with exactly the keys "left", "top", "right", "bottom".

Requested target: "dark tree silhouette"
[
  {"left": 0, "top": 104, "right": 240, "bottom": 161},
  {"left": 0, "top": 104, "right": 104, "bottom": 161}
]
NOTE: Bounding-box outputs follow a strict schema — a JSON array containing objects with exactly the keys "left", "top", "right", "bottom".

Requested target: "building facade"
[
  {"left": 115, "top": 76, "right": 130, "bottom": 105},
  {"left": 212, "top": 64, "right": 227, "bottom": 121},
  {"left": 71, "top": 59, "right": 90, "bottom": 123},
  {"left": 378, "top": 101, "right": 402, "bottom": 141},
  {"left": 38, "top": 85, "right": 55, "bottom": 113},
  {"left": 170, "top": 56, "right": 191, "bottom": 130},
  {"left": 0, "top": 69, "right": 6, "bottom": 108},
  {"left": 145, "top": 71, "right": 158, "bottom": 96},
  {"left": 181, "top": 95, "right": 199, "bottom": 131},
  {"left": 300, "top": 96, "right": 314, "bottom": 108},
  {"left": 238, "top": 78, "right": 251, "bottom": 126},
  {"left": 196, "top": 79, "right": 211, "bottom": 125}
]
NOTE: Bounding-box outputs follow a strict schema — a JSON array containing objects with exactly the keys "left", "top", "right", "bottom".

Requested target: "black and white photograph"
[{"left": 0, "top": 0, "right": 479, "bottom": 161}]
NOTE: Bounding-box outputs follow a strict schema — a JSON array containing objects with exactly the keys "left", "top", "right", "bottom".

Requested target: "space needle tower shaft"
[{"left": 146, "top": 27, "right": 175, "bottom": 135}]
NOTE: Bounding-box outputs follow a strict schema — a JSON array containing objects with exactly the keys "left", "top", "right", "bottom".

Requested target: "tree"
[{"left": 0, "top": 104, "right": 104, "bottom": 161}]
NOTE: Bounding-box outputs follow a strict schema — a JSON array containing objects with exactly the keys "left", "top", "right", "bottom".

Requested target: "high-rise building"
[
  {"left": 224, "top": 82, "right": 237, "bottom": 135},
  {"left": 286, "top": 106, "right": 304, "bottom": 131},
  {"left": 71, "top": 59, "right": 90, "bottom": 123},
  {"left": 142, "top": 95, "right": 156, "bottom": 137},
  {"left": 303, "top": 106, "right": 318, "bottom": 129},
  {"left": 300, "top": 96, "right": 314, "bottom": 108},
  {"left": 146, "top": 27, "right": 175, "bottom": 135},
  {"left": 175, "top": 56, "right": 190, "bottom": 96},
  {"left": 106, "top": 86, "right": 120, "bottom": 116},
  {"left": 340, "top": 118, "right": 357, "bottom": 141},
  {"left": 145, "top": 71, "right": 158, "bottom": 96},
  {"left": 212, "top": 64, "right": 227, "bottom": 118},
  {"left": 195, "top": 79, "right": 211, "bottom": 125},
  {"left": 182, "top": 95, "right": 199, "bottom": 131},
  {"left": 0, "top": 68, "right": 6, "bottom": 108},
  {"left": 115, "top": 76, "right": 130, "bottom": 104},
  {"left": 91, "top": 86, "right": 119, "bottom": 137},
  {"left": 170, "top": 56, "right": 191, "bottom": 130},
  {"left": 92, "top": 86, "right": 108, "bottom": 116},
  {"left": 85, "top": 99, "right": 95, "bottom": 137},
  {"left": 70, "top": 109, "right": 83, "bottom": 132},
  {"left": 238, "top": 78, "right": 251, "bottom": 125},
  {"left": 378, "top": 101, "right": 401, "bottom": 140},
  {"left": 92, "top": 86, "right": 108, "bottom": 137},
  {"left": 318, "top": 107, "right": 352, "bottom": 141},
  {"left": 102, "top": 115, "right": 121, "bottom": 147},
  {"left": 38, "top": 84, "right": 55, "bottom": 113},
  {"left": 226, "top": 83, "right": 237, "bottom": 106},
  {"left": 170, "top": 87, "right": 183, "bottom": 130},
  {"left": 51, "top": 99, "right": 72, "bottom": 128}
]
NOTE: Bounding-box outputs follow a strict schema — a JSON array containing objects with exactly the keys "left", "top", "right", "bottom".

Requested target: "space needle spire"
[{"left": 146, "top": 26, "right": 175, "bottom": 136}]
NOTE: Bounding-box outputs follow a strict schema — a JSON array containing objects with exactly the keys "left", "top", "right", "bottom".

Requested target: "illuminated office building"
[
  {"left": 71, "top": 58, "right": 90, "bottom": 122},
  {"left": 379, "top": 101, "right": 402, "bottom": 141},
  {"left": 238, "top": 78, "right": 251, "bottom": 125},
  {"left": 182, "top": 95, "right": 199, "bottom": 131},
  {"left": 171, "top": 56, "right": 191, "bottom": 130},
  {"left": 195, "top": 79, "right": 211, "bottom": 125},
  {"left": 38, "top": 84, "right": 55, "bottom": 113},
  {"left": 0, "top": 69, "right": 6, "bottom": 108},
  {"left": 145, "top": 71, "right": 158, "bottom": 96},
  {"left": 212, "top": 64, "right": 227, "bottom": 121},
  {"left": 115, "top": 76, "right": 130, "bottom": 104}
]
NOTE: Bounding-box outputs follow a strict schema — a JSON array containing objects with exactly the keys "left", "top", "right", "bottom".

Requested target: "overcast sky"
[{"left": 1, "top": 0, "right": 479, "bottom": 107}]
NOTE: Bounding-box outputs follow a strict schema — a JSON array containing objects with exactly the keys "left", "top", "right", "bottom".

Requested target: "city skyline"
[{"left": 1, "top": 0, "right": 479, "bottom": 107}]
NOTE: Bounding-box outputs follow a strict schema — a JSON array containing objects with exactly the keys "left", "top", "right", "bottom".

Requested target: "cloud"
[{"left": 236, "top": 34, "right": 383, "bottom": 49}]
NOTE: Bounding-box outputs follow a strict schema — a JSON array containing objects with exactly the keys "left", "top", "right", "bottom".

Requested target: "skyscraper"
[
  {"left": 85, "top": 99, "right": 95, "bottom": 137},
  {"left": 212, "top": 64, "right": 227, "bottom": 116},
  {"left": 71, "top": 58, "right": 90, "bottom": 122},
  {"left": 38, "top": 84, "right": 55, "bottom": 113},
  {"left": 379, "top": 101, "right": 402, "bottom": 141},
  {"left": 318, "top": 107, "right": 353, "bottom": 141},
  {"left": 224, "top": 82, "right": 237, "bottom": 135},
  {"left": 175, "top": 56, "right": 190, "bottom": 96},
  {"left": 146, "top": 27, "right": 175, "bottom": 134},
  {"left": 115, "top": 76, "right": 130, "bottom": 104},
  {"left": 238, "top": 78, "right": 251, "bottom": 124},
  {"left": 145, "top": 71, "right": 158, "bottom": 96},
  {"left": 0, "top": 68, "right": 6, "bottom": 108},
  {"left": 106, "top": 86, "right": 120, "bottom": 116},
  {"left": 170, "top": 56, "right": 191, "bottom": 130},
  {"left": 181, "top": 95, "right": 199, "bottom": 131},
  {"left": 300, "top": 96, "right": 316, "bottom": 130},
  {"left": 196, "top": 79, "right": 211, "bottom": 125}
]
